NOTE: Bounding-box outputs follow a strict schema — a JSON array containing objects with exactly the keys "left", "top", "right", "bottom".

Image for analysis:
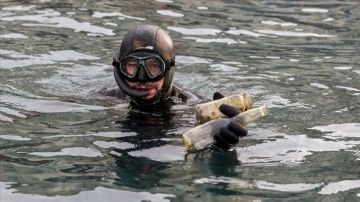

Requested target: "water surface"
[{"left": 1, "top": 0, "right": 359, "bottom": 201}]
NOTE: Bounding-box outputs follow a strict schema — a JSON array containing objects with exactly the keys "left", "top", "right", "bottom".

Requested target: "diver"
[{"left": 100, "top": 24, "right": 247, "bottom": 151}]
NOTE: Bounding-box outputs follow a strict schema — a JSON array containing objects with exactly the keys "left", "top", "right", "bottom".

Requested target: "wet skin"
[{"left": 125, "top": 78, "right": 164, "bottom": 100}]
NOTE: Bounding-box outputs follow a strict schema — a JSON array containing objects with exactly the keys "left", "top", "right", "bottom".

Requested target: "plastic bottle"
[
  {"left": 194, "top": 93, "right": 253, "bottom": 124},
  {"left": 183, "top": 105, "right": 269, "bottom": 153}
]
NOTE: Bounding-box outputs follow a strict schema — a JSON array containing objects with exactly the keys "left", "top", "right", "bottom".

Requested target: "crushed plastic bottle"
[
  {"left": 183, "top": 105, "right": 269, "bottom": 153},
  {"left": 194, "top": 93, "right": 253, "bottom": 124}
]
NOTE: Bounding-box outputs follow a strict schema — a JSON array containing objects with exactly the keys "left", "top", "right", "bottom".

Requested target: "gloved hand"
[{"left": 212, "top": 92, "right": 248, "bottom": 150}]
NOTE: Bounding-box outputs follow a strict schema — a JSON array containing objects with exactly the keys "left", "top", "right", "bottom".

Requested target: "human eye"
[
  {"left": 125, "top": 59, "right": 138, "bottom": 74},
  {"left": 146, "top": 58, "right": 161, "bottom": 68}
]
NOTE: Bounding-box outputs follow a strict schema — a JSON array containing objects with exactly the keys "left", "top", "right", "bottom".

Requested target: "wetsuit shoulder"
[
  {"left": 171, "top": 85, "right": 203, "bottom": 103},
  {"left": 96, "top": 86, "right": 126, "bottom": 99}
]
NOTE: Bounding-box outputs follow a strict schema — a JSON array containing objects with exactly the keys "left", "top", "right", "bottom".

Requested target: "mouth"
[
  {"left": 125, "top": 80, "right": 160, "bottom": 99},
  {"left": 146, "top": 88, "right": 157, "bottom": 97},
  {"left": 130, "top": 86, "right": 157, "bottom": 98}
]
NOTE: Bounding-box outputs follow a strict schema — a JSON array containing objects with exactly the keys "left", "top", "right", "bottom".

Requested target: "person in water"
[{"left": 100, "top": 24, "right": 247, "bottom": 150}]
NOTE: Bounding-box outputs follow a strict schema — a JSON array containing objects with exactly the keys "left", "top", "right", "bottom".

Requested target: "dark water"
[{"left": 1, "top": 0, "right": 359, "bottom": 201}]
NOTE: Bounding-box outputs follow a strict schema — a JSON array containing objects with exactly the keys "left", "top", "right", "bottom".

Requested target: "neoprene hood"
[{"left": 113, "top": 25, "right": 175, "bottom": 105}]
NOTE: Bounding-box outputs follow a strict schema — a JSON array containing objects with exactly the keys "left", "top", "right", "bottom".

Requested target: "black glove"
[{"left": 212, "top": 92, "right": 248, "bottom": 150}]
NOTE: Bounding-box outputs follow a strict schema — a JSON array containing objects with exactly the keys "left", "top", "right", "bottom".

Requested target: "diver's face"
[{"left": 125, "top": 78, "right": 164, "bottom": 100}]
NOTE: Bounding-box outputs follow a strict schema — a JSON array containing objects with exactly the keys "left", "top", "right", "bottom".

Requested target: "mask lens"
[
  {"left": 145, "top": 58, "right": 162, "bottom": 77},
  {"left": 120, "top": 55, "right": 166, "bottom": 80},
  {"left": 121, "top": 58, "right": 139, "bottom": 77}
]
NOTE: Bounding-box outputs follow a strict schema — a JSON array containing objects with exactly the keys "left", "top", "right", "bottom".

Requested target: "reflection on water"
[
  {"left": 1, "top": 0, "right": 359, "bottom": 201},
  {"left": 236, "top": 126, "right": 360, "bottom": 165},
  {"left": 1, "top": 9, "right": 116, "bottom": 36},
  {"left": 0, "top": 181, "right": 175, "bottom": 202}
]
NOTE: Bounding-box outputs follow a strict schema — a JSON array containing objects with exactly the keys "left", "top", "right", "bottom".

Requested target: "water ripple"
[
  {"left": 28, "top": 147, "right": 104, "bottom": 157},
  {"left": 156, "top": 10, "right": 184, "bottom": 17},
  {"left": 0, "top": 95, "right": 106, "bottom": 113},
  {"left": 319, "top": 180, "right": 360, "bottom": 195},
  {"left": 0, "top": 33, "right": 28, "bottom": 39},
  {"left": 254, "top": 29, "right": 335, "bottom": 37},
  {"left": 236, "top": 132, "right": 360, "bottom": 165},
  {"left": 309, "top": 123, "right": 360, "bottom": 140},
  {"left": 92, "top": 11, "right": 145, "bottom": 21},
  {"left": 0, "top": 9, "right": 115, "bottom": 36},
  {"left": 0, "top": 49, "right": 99, "bottom": 69},
  {"left": 0, "top": 135, "right": 31, "bottom": 141},
  {"left": 128, "top": 145, "right": 185, "bottom": 162},
  {"left": 167, "top": 26, "right": 221, "bottom": 35},
  {"left": 0, "top": 182, "right": 175, "bottom": 202}
]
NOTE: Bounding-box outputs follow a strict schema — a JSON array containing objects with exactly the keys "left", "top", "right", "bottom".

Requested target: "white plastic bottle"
[
  {"left": 183, "top": 105, "right": 269, "bottom": 153},
  {"left": 194, "top": 93, "right": 253, "bottom": 124}
]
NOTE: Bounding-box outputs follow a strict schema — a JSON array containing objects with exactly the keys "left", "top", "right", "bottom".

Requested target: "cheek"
[{"left": 156, "top": 79, "right": 164, "bottom": 89}]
